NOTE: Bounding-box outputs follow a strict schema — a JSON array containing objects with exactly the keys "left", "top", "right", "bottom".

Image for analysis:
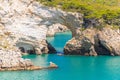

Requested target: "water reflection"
[{"left": 23, "top": 54, "right": 50, "bottom": 67}]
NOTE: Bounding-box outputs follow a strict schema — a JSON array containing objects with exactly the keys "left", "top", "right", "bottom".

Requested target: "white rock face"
[
  {"left": 0, "top": 0, "right": 73, "bottom": 53},
  {"left": 0, "top": 49, "right": 33, "bottom": 68},
  {"left": 0, "top": 0, "right": 48, "bottom": 53},
  {"left": 0, "top": 0, "right": 47, "bottom": 40},
  {"left": 0, "top": 25, "right": 34, "bottom": 69},
  {"left": 0, "top": 0, "right": 83, "bottom": 69},
  {"left": 0, "top": 0, "right": 83, "bottom": 54}
]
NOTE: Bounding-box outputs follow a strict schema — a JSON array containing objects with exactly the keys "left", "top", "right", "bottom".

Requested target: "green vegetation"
[{"left": 38, "top": 0, "right": 120, "bottom": 20}]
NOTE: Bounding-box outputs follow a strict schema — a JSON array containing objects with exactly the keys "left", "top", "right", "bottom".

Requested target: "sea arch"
[{"left": 60, "top": 13, "right": 83, "bottom": 37}]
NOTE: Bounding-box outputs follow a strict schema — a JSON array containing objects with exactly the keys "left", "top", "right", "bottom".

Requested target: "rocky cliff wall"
[
  {"left": 0, "top": 26, "right": 34, "bottom": 70},
  {"left": 0, "top": 0, "right": 84, "bottom": 70},
  {"left": 64, "top": 27, "right": 120, "bottom": 56},
  {"left": 0, "top": 0, "right": 83, "bottom": 54}
]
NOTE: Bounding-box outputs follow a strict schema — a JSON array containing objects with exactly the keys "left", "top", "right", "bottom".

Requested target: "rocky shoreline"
[
  {"left": 0, "top": 43, "right": 57, "bottom": 71},
  {"left": 0, "top": 64, "right": 58, "bottom": 71},
  {"left": 0, "top": 49, "right": 58, "bottom": 71},
  {"left": 64, "top": 27, "right": 120, "bottom": 56},
  {"left": 0, "top": 0, "right": 120, "bottom": 72},
  {"left": 0, "top": 0, "right": 76, "bottom": 70}
]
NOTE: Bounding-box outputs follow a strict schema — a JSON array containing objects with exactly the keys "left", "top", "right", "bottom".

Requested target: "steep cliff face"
[
  {"left": 97, "top": 27, "right": 120, "bottom": 56},
  {"left": 64, "top": 28, "right": 97, "bottom": 56},
  {"left": 0, "top": 0, "right": 83, "bottom": 54},
  {"left": 64, "top": 27, "right": 120, "bottom": 56},
  {"left": 0, "top": 0, "right": 84, "bottom": 69},
  {"left": 0, "top": 0, "right": 57, "bottom": 54},
  {"left": 1, "top": 0, "right": 119, "bottom": 57},
  {"left": 0, "top": 0, "right": 73, "bottom": 70},
  {"left": 0, "top": 26, "right": 34, "bottom": 70}
]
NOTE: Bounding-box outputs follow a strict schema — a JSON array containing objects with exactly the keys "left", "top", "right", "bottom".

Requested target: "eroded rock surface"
[
  {"left": 0, "top": 0, "right": 83, "bottom": 54},
  {"left": 0, "top": 26, "right": 35, "bottom": 70},
  {"left": 64, "top": 27, "right": 120, "bottom": 56},
  {"left": 0, "top": 0, "right": 84, "bottom": 70},
  {"left": 98, "top": 27, "right": 120, "bottom": 56}
]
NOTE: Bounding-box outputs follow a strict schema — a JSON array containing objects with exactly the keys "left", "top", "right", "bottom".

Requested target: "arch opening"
[{"left": 16, "top": 42, "right": 35, "bottom": 54}]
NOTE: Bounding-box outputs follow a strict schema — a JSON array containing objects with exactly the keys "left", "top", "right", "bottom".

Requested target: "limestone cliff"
[
  {"left": 0, "top": 0, "right": 83, "bottom": 70},
  {"left": 0, "top": 0, "right": 55, "bottom": 54},
  {"left": 0, "top": 0, "right": 83, "bottom": 54},
  {"left": 64, "top": 27, "right": 120, "bottom": 56},
  {"left": 0, "top": 26, "right": 34, "bottom": 70}
]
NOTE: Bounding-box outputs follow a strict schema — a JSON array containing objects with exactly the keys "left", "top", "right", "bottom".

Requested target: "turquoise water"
[
  {"left": 1, "top": 55, "right": 120, "bottom": 80},
  {"left": 1, "top": 31, "right": 120, "bottom": 80},
  {"left": 47, "top": 31, "right": 72, "bottom": 52}
]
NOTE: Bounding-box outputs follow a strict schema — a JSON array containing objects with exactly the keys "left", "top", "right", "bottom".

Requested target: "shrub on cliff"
[{"left": 38, "top": 0, "right": 120, "bottom": 26}]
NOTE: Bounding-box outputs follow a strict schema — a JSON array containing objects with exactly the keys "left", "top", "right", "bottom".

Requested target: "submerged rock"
[{"left": 49, "top": 62, "right": 58, "bottom": 68}]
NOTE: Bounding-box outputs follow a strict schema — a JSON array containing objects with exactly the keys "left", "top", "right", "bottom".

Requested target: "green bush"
[{"left": 38, "top": 0, "right": 120, "bottom": 27}]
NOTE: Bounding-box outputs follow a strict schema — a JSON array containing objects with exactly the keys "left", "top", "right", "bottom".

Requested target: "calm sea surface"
[{"left": 1, "top": 31, "right": 120, "bottom": 80}]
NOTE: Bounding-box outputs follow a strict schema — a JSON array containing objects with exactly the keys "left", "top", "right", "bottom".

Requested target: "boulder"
[
  {"left": 64, "top": 28, "right": 97, "bottom": 56},
  {"left": 49, "top": 62, "right": 58, "bottom": 68}
]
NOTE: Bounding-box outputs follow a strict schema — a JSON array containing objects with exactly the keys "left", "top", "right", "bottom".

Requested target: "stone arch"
[{"left": 60, "top": 13, "right": 83, "bottom": 37}]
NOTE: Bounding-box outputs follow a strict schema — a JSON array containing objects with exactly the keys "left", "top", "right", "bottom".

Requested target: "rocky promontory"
[
  {"left": 64, "top": 26, "right": 120, "bottom": 56},
  {"left": 0, "top": 26, "right": 57, "bottom": 71},
  {"left": 0, "top": 26, "right": 35, "bottom": 70},
  {"left": 0, "top": 0, "right": 83, "bottom": 55},
  {"left": 0, "top": 0, "right": 83, "bottom": 70}
]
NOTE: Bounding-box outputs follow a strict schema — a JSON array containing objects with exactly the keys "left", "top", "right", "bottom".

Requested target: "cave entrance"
[
  {"left": 16, "top": 42, "right": 35, "bottom": 54},
  {"left": 19, "top": 47, "right": 25, "bottom": 53}
]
